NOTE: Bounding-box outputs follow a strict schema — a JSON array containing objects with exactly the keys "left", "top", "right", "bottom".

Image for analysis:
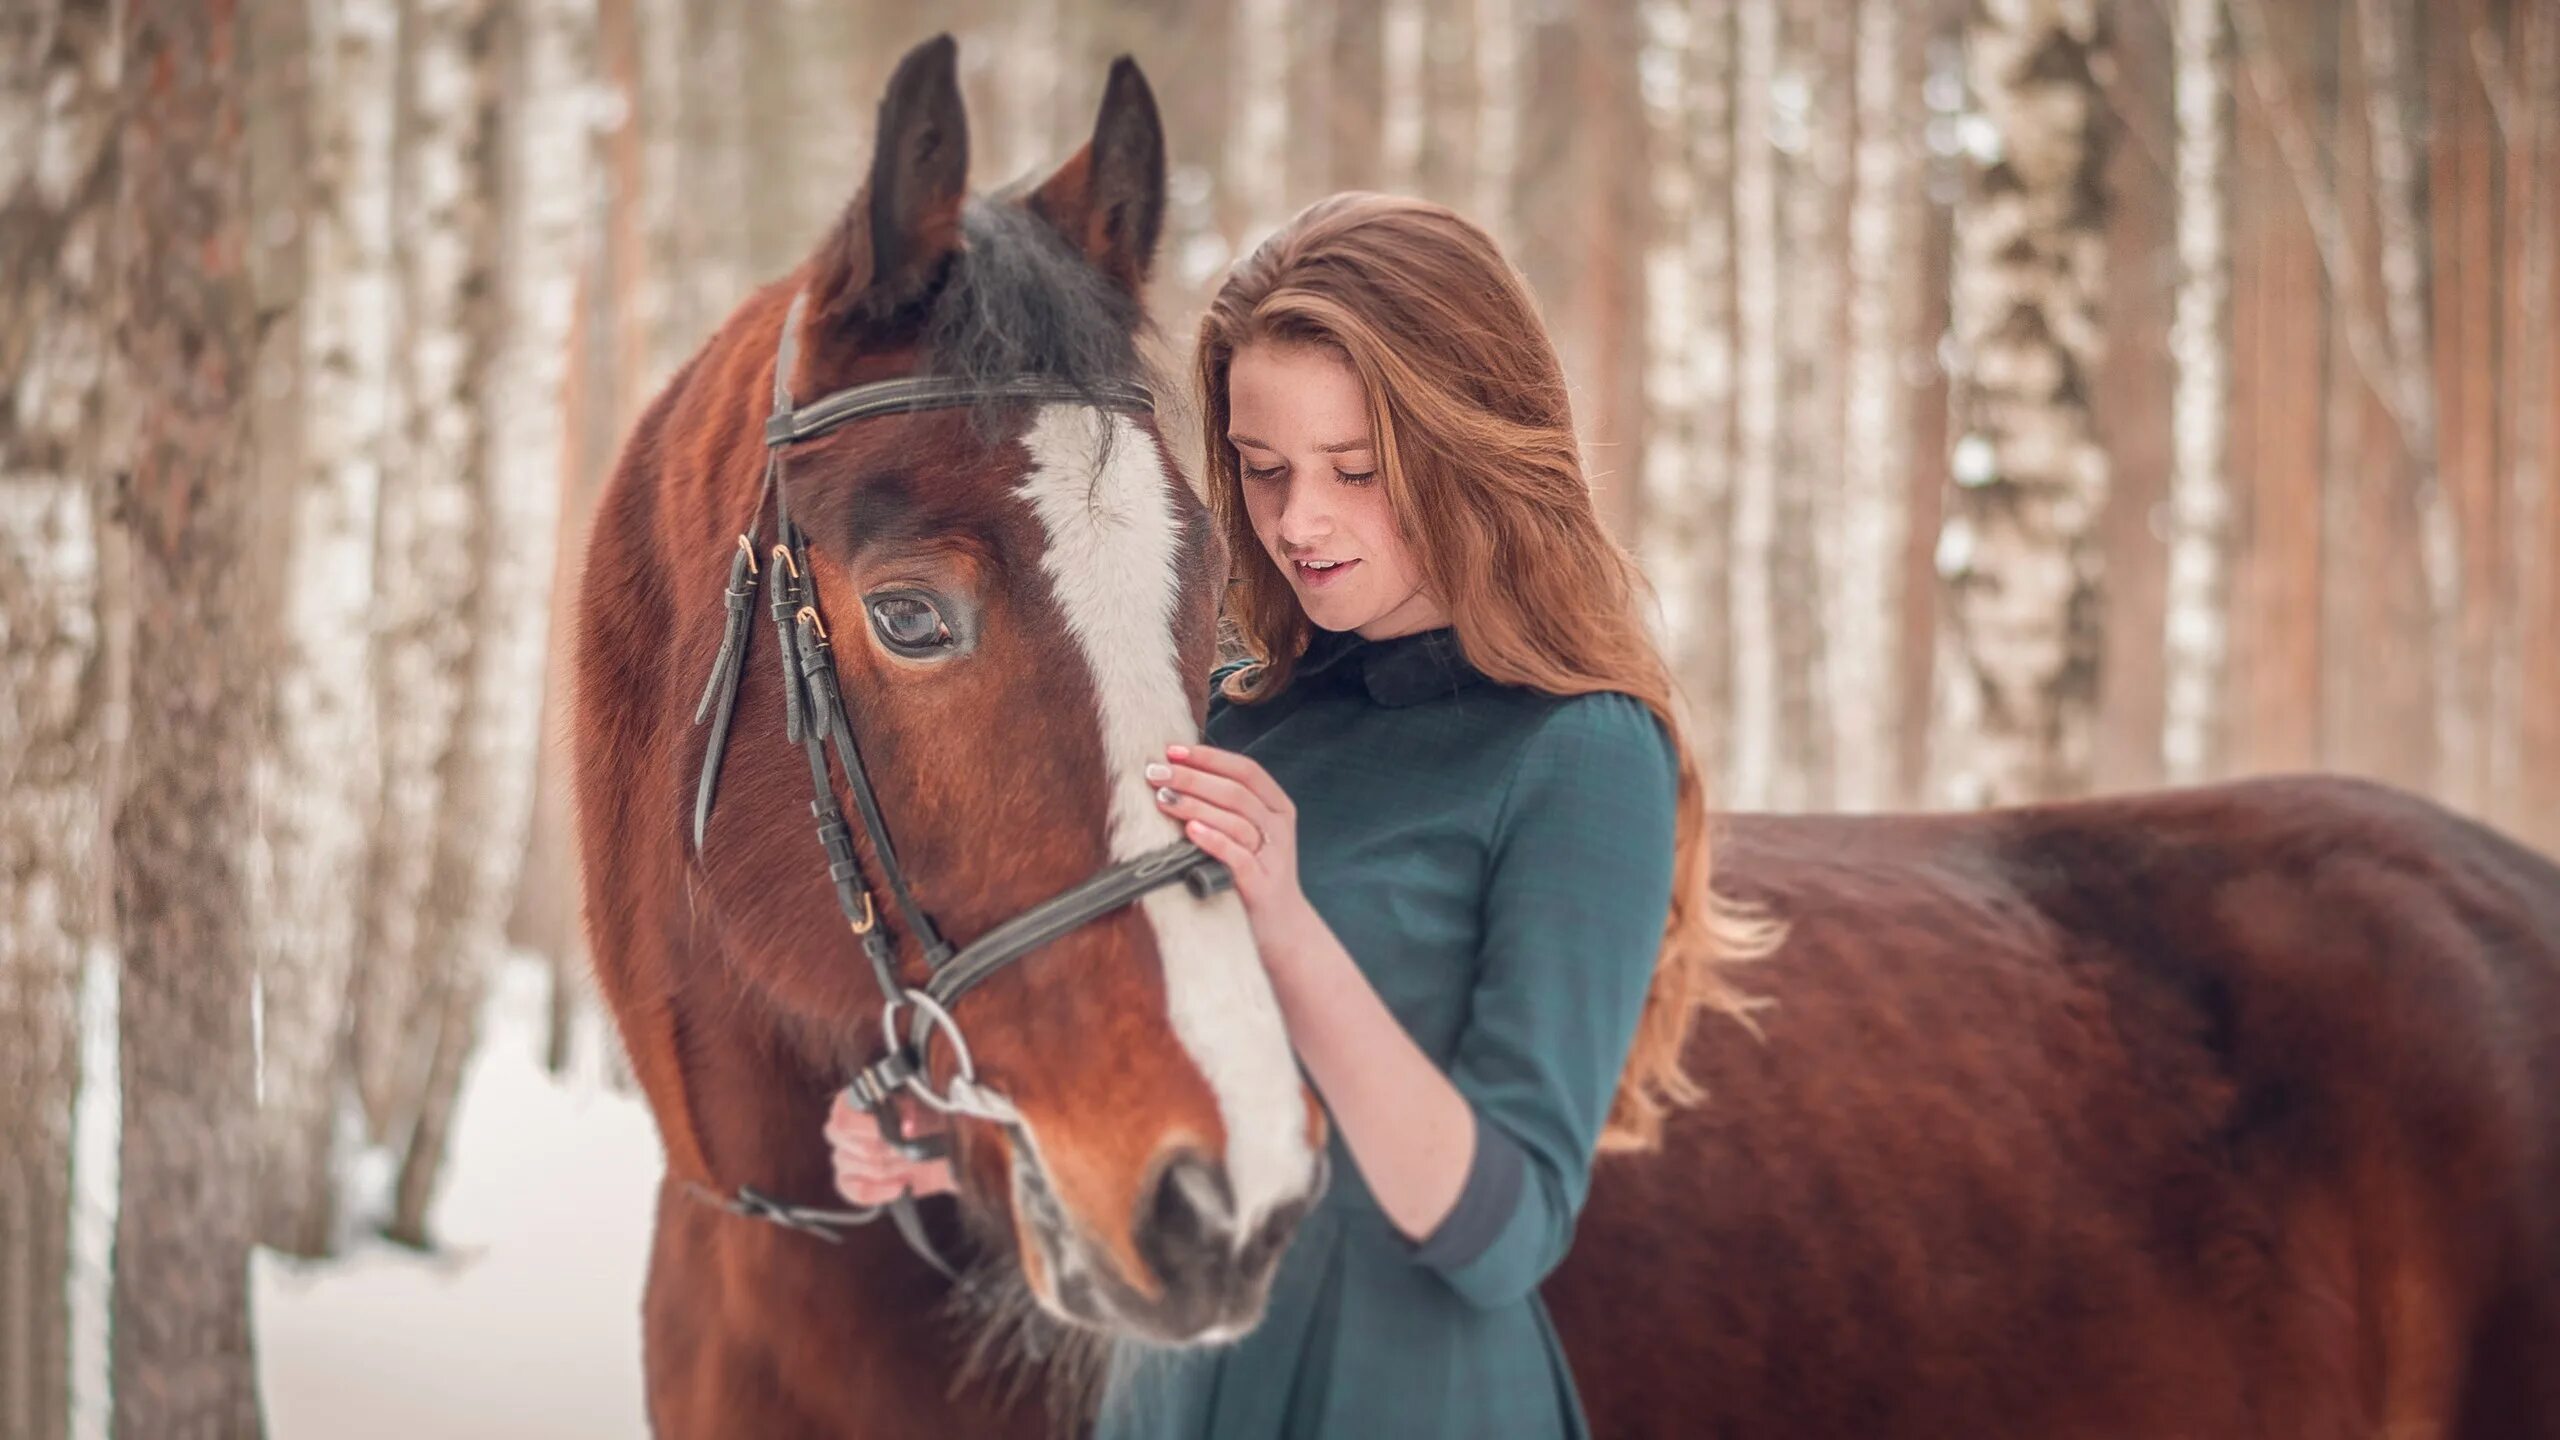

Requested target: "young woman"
[{"left": 826, "top": 191, "right": 1756, "bottom": 1438}]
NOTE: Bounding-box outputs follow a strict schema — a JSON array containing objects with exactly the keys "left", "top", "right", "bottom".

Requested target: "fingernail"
[
  {"left": 1167, "top": 744, "right": 1190, "bottom": 759},
  {"left": 1143, "top": 762, "right": 1170, "bottom": 782},
  {"left": 1156, "top": 786, "right": 1177, "bottom": 807}
]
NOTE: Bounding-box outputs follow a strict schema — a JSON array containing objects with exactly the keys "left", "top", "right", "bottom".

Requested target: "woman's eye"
[
  {"left": 1335, "top": 470, "right": 1376, "bottom": 486},
  {"left": 1241, "top": 461, "right": 1286, "bottom": 483},
  {"left": 867, "top": 595, "right": 952, "bottom": 652}
]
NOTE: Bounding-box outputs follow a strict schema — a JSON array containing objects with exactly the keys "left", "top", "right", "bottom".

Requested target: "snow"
[{"left": 254, "top": 958, "right": 661, "bottom": 1438}]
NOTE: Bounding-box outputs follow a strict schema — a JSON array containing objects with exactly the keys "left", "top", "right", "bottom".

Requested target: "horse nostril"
[{"left": 1144, "top": 1148, "right": 1233, "bottom": 1247}]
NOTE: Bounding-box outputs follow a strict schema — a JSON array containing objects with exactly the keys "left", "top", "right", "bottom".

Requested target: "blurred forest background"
[{"left": 4, "top": 0, "right": 2556, "bottom": 1433}]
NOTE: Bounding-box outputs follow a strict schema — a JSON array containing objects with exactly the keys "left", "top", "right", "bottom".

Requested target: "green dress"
[{"left": 1096, "top": 624, "right": 1680, "bottom": 1440}]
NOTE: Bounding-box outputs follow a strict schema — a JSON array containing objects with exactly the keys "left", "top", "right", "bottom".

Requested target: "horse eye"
[{"left": 867, "top": 595, "right": 953, "bottom": 653}]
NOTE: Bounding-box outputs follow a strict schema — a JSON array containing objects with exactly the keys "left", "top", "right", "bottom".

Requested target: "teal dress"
[{"left": 1097, "top": 624, "right": 1680, "bottom": 1440}]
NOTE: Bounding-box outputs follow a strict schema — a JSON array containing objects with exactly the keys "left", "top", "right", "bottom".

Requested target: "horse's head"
[{"left": 681, "top": 37, "right": 1323, "bottom": 1344}]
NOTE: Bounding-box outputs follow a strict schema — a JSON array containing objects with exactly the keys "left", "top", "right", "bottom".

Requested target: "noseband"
[{"left": 683, "top": 293, "right": 1231, "bottom": 1272}]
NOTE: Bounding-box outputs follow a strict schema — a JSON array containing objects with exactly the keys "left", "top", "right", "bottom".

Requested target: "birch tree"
[
  {"left": 1829, "top": 0, "right": 1915, "bottom": 811},
  {"left": 1381, "top": 0, "right": 1427, "bottom": 190},
  {"left": 1673, "top": 0, "right": 1739, "bottom": 794},
  {"left": 109, "top": 0, "right": 264, "bottom": 1428},
  {"left": 350, "top": 0, "right": 498, "bottom": 1148},
  {"left": 1, "top": 4, "right": 116, "bottom": 1431},
  {"left": 1772, "top": 0, "right": 1844, "bottom": 810},
  {"left": 1229, "top": 0, "right": 1293, "bottom": 241},
  {"left": 2499, "top": 0, "right": 2557, "bottom": 849},
  {"left": 254, "top": 0, "right": 396, "bottom": 1259},
  {"left": 1931, "top": 0, "right": 2110, "bottom": 808},
  {"left": 2159, "top": 0, "right": 2231, "bottom": 785},
  {"left": 386, "top": 0, "right": 593, "bottom": 1248},
  {"left": 2355, "top": 0, "right": 2466, "bottom": 809},
  {"left": 1635, "top": 0, "right": 1722, "bottom": 724},
  {"left": 1727, "top": 0, "right": 1781, "bottom": 808}
]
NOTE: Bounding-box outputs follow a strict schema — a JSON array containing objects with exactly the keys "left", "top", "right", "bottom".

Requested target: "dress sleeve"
[{"left": 1404, "top": 691, "right": 1679, "bottom": 1309}]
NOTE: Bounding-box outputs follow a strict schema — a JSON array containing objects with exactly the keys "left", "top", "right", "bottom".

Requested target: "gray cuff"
[{"left": 1408, "top": 1109, "right": 1526, "bottom": 1271}]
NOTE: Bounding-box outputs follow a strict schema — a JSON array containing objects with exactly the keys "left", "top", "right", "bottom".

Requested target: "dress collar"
[{"left": 1295, "top": 625, "right": 1488, "bottom": 707}]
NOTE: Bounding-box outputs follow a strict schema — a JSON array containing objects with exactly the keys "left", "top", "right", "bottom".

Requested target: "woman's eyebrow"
[{"left": 1226, "top": 432, "right": 1373, "bottom": 454}]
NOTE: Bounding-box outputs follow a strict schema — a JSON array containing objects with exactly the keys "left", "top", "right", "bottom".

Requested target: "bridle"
[{"left": 682, "top": 292, "right": 1232, "bottom": 1273}]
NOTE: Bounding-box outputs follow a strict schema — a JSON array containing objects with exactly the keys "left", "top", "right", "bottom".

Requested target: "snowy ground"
[{"left": 254, "top": 959, "right": 661, "bottom": 1438}]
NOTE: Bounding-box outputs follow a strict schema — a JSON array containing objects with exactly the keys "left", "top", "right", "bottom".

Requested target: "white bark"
[
  {"left": 2492, "top": 1, "right": 2555, "bottom": 808},
  {"left": 2355, "top": 0, "right": 2467, "bottom": 808},
  {"left": 2, "top": 8, "right": 116, "bottom": 1428},
  {"left": 674, "top": 0, "right": 749, "bottom": 362},
  {"left": 1231, "top": 0, "right": 1293, "bottom": 240},
  {"left": 352, "top": 0, "right": 496, "bottom": 1143},
  {"left": 2160, "top": 0, "right": 2231, "bottom": 785},
  {"left": 1931, "top": 0, "right": 2109, "bottom": 808},
  {"left": 255, "top": 0, "right": 396, "bottom": 1258},
  {"left": 1775, "top": 0, "right": 1845, "bottom": 812},
  {"left": 1829, "top": 0, "right": 1912, "bottom": 811},
  {"left": 632, "top": 0, "right": 684, "bottom": 384},
  {"left": 1473, "top": 0, "right": 1519, "bottom": 240},
  {"left": 1681, "top": 0, "right": 1738, "bottom": 792},
  {"left": 381, "top": 0, "right": 593, "bottom": 1248},
  {"left": 1637, "top": 0, "right": 1698, "bottom": 658},
  {"left": 1728, "top": 0, "right": 1780, "bottom": 809},
  {"left": 1381, "top": 0, "right": 1427, "bottom": 188}
]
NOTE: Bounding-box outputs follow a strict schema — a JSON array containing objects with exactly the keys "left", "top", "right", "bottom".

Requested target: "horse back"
[{"left": 1553, "top": 774, "right": 2560, "bottom": 1440}]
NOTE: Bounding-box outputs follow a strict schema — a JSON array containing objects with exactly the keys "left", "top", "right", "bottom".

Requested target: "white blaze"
[{"left": 1015, "top": 405, "right": 1315, "bottom": 1232}]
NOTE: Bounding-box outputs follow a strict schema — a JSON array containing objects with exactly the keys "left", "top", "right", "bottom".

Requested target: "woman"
[{"left": 826, "top": 191, "right": 1757, "bottom": 1437}]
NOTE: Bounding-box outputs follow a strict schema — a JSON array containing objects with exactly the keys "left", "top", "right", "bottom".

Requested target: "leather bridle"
[{"left": 682, "top": 293, "right": 1231, "bottom": 1273}]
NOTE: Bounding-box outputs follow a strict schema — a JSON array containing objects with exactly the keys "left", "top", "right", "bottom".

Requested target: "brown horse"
[
  {"left": 1556, "top": 778, "right": 2560, "bottom": 1439},
  {"left": 574, "top": 36, "right": 2560, "bottom": 1440},
  {"left": 573, "top": 39, "right": 1324, "bottom": 1437}
]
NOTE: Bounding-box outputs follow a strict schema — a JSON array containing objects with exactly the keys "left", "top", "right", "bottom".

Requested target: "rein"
[{"left": 681, "top": 293, "right": 1231, "bottom": 1275}]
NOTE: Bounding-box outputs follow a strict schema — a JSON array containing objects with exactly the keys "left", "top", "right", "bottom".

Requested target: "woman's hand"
[
  {"left": 823, "top": 1092, "right": 954, "bottom": 1208},
  {"left": 1148, "top": 743, "right": 1314, "bottom": 940}
]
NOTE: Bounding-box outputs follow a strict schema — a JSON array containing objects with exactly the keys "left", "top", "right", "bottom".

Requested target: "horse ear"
[
  {"left": 810, "top": 34, "right": 969, "bottom": 329},
  {"left": 1024, "top": 57, "right": 1166, "bottom": 295}
]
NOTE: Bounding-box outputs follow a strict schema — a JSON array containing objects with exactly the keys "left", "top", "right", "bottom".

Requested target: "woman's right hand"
[{"left": 824, "top": 1092, "right": 956, "bottom": 1207}]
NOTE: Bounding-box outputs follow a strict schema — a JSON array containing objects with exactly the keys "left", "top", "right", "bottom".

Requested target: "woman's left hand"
[{"left": 1148, "top": 743, "right": 1311, "bottom": 936}]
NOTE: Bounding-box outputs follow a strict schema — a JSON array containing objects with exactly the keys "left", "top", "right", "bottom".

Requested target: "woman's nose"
[{"left": 1275, "top": 476, "right": 1332, "bottom": 545}]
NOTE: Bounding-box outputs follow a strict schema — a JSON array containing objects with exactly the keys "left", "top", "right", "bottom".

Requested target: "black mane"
[{"left": 923, "top": 199, "right": 1157, "bottom": 420}]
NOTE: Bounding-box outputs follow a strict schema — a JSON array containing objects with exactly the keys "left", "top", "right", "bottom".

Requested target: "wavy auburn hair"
[{"left": 1195, "top": 191, "right": 1775, "bottom": 1152}]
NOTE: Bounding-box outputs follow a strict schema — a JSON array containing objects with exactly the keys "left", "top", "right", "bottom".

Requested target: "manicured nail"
[
  {"left": 1156, "top": 786, "right": 1177, "bottom": 807},
  {"left": 1166, "top": 744, "right": 1190, "bottom": 759},
  {"left": 1144, "top": 762, "right": 1171, "bottom": 782}
]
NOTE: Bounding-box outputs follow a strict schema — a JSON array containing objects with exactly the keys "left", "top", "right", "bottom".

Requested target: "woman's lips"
[{"left": 1294, "top": 558, "right": 1359, "bottom": 588}]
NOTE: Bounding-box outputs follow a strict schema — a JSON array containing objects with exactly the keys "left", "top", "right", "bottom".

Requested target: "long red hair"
[{"left": 1195, "top": 191, "right": 1775, "bottom": 1151}]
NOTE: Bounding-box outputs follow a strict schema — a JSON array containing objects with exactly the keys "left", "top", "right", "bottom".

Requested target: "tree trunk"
[
  {"left": 253, "top": 0, "right": 394, "bottom": 1261},
  {"left": 1680, "top": 0, "right": 1739, "bottom": 796},
  {"left": 1329, "top": 0, "right": 1386, "bottom": 194},
  {"left": 1636, "top": 0, "right": 1733, "bottom": 776},
  {"left": 1772, "top": 0, "right": 1845, "bottom": 810},
  {"left": 1, "top": 6, "right": 117, "bottom": 1432},
  {"left": 384, "top": 0, "right": 591, "bottom": 1248},
  {"left": 1473, "top": 0, "right": 1520, "bottom": 241},
  {"left": 1930, "top": 0, "right": 2110, "bottom": 808},
  {"left": 2159, "top": 0, "right": 2231, "bottom": 785},
  {"left": 1727, "top": 0, "right": 1780, "bottom": 808},
  {"left": 2505, "top": 0, "right": 2559, "bottom": 853},
  {"left": 1380, "top": 0, "right": 1427, "bottom": 191},
  {"left": 108, "top": 0, "right": 265, "bottom": 1431},
  {"left": 2355, "top": 0, "right": 2465, "bottom": 808},
  {"left": 350, "top": 0, "right": 497, "bottom": 1149},
  {"left": 1828, "top": 0, "right": 1915, "bottom": 812},
  {"left": 1228, "top": 0, "right": 1292, "bottom": 237}
]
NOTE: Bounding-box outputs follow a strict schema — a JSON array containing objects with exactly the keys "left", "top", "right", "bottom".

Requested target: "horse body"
[
  {"left": 574, "top": 35, "right": 2560, "bottom": 1439},
  {"left": 1552, "top": 775, "right": 2560, "bottom": 1439}
]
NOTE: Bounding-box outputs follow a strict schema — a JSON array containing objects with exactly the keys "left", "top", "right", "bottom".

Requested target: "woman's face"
[{"left": 1225, "top": 340, "right": 1446, "bottom": 640}]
